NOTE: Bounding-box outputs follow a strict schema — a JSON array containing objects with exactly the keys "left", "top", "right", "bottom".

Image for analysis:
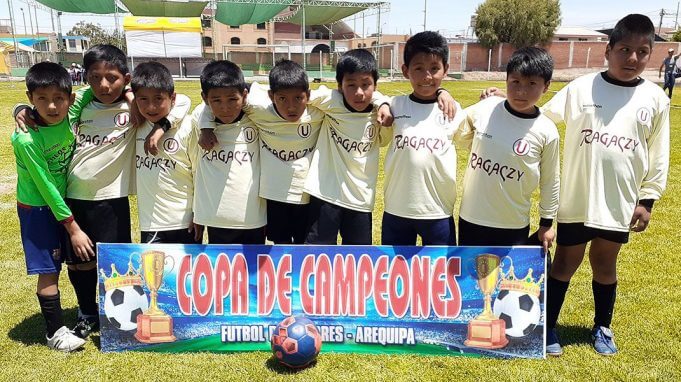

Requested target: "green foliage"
[
  {"left": 67, "top": 21, "right": 126, "bottom": 52},
  {"left": 0, "top": 81, "right": 680, "bottom": 380},
  {"left": 474, "top": 0, "right": 561, "bottom": 48},
  {"left": 672, "top": 29, "right": 681, "bottom": 42}
]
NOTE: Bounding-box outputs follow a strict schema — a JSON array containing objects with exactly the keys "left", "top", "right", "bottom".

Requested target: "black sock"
[
  {"left": 593, "top": 280, "right": 617, "bottom": 328},
  {"left": 37, "top": 292, "right": 64, "bottom": 337},
  {"left": 68, "top": 268, "right": 99, "bottom": 317},
  {"left": 546, "top": 276, "right": 570, "bottom": 329}
]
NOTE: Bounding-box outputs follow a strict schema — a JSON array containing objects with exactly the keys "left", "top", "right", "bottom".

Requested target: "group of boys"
[{"left": 12, "top": 13, "right": 669, "bottom": 359}]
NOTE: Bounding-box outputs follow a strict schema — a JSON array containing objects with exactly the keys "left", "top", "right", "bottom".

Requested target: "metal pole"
[
  {"left": 659, "top": 9, "right": 665, "bottom": 36},
  {"left": 423, "top": 0, "right": 427, "bottom": 31},
  {"left": 20, "top": 8, "right": 27, "bottom": 35},
  {"left": 301, "top": 3, "right": 306, "bottom": 70},
  {"left": 212, "top": 0, "right": 217, "bottom": 59},
  {"left": 33, "top": 3, "right": 40, "bottom": 37},
  {"left": 7, "top": 0, "right": 19, "bottom": 68},
  {"left": 57, "top": 11, "right": 64, "bottom": 63},
  {"left": 377, "top": 6, "right": 381, "bottom": 69},
  {"left": 676, "top": 1, "right": 680, "bottom": 30},
  {"left": 319, "top": 50, "right": 322, "bottom": 78},
  {"left": 28, "top": 5, "right": 35, "bottom": 37}
]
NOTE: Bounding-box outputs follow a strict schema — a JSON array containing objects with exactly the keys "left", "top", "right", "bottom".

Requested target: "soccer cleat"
[
  {"left": 72, "top": 315, "right": 100, "bottom": 339},
  {"left": 46, "top": 326, "right": 86, "bottom": 352},
  {"left": 591, "top": 326, "right": 617, "bottom": 355},
  {"left": 546, "top": 328, "right": 563, "bottom": 356}
]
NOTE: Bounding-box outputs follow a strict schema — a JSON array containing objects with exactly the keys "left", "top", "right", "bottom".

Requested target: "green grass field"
[{"left": 0, "top": 79, "right": 679, "bottom": 381}]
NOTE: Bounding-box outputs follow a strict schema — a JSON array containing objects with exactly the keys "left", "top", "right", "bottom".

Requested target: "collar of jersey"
[
  {"left": 93, "top": 92, "right": 127, "bottom": 104},
  {"left": 342, "top": 96, "right": 373, "bottom": 113},
  {"left": 215, "top": 110, "right": 245, "bottom": 125},
  {"left": 600, "top": 71, "right": 644, "bottom": 87},
  {"left": 409, "top": 93, "right": 438, "bottom": 104},
  {"left": 504, "top": 100, "right": 540, "bottom": 119}
]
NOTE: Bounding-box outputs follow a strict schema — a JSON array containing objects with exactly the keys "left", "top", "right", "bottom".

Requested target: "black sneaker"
[{"left": 73, "top": 316, "right": 100, "bottom": 339}]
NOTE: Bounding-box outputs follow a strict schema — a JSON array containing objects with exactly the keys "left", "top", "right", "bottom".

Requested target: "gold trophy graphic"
[
  {"left": 134, "top": 250, "right": 177, "bottom": 343},
  {"left": 464, "top": 254, "right": 509, "bottom": 349}
]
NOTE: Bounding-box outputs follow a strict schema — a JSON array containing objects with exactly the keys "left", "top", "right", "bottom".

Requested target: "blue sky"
[{"left": 0, "top": 1, "right": 679, "bottom": 37}]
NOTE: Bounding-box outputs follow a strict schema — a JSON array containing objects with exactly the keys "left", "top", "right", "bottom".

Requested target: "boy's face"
[
  {"left": 86, "top": 61, "right": 131, "bottom": 104},
  {"left": 505, "top": 73, "right": 549, "bottom": 115},
  {"left": 605, "top": 34, "right": 651, "bottom": 82},
  {"left": 27, "top": 85, "right": 75, "bottom": 125},
  {"left": 134, "top": 88, "right": 175, "bottom": 124},
  {"left": 402, "top": 52, "right": 449, "bottom": 100},
  {"left": 202, "top": 87, "right": 248, "bottom": 124},
  {"left": 338, "top": 72, "right": 376, "bottom": 111},
  {"left": 269, "top": 88, "right": 310, "bottom": 122}
]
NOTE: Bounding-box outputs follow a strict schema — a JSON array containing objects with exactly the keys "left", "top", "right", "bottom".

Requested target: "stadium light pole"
[
  {"left": 20, "top": 7, "right": 27, "bottom": 35},
  {"left": 27, "top": 5, "right": 35, "bottom": 37},
  {"left": 7, "top": 0, "right": 19, "bottom": 65}
]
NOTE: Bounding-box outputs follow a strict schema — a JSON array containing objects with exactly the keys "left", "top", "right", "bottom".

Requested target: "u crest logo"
[
  {"left": 243, "top": 127, "right": 256, "bottom": 143},
  {"left": 512, "top": 138, "right": 530, "bottom": 156},
  {"left": 298, "top": 123, "right": 312, "bottom": 138},
  {"left": 436, "top": 113, "right": 447, "bottom": 126},
  {"left": 364, "top": 125, "right": 376, "bottom": 139},
  {"left": 114, "top": 112, "right": 130, "bottom": 127},
  {"left": 636, "top": 107, "right": 651, "bottom": 125},
  {"left": 163, "top": 138, "right": 179, "bottom": 154}
]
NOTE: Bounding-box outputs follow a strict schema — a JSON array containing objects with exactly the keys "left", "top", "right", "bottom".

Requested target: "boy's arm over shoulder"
[
  {"left": 167, "top": 94, "right": 192, "bottom": 129},
  {"left": 540, "top": 85, "right": 568, "bottom": 124},
  {"left": 68, "top": 86, "right": 95, "bottom": 125},
  {"left": 308, "top": 85, "right": 335, "bottom": 110},
  {"left": 12, "top": 134, "right": 73, "bottom": 222},
  {"left": 639, "top": 97, "right": 671, "bottom": 202}
]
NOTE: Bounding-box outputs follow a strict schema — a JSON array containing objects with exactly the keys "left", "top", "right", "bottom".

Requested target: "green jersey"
[{"left": 11, "top": 88, "right": 93, "bottom": 222}]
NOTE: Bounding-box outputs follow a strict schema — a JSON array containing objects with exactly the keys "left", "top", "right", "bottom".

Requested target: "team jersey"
[
  {"left": 383, "top": 94, "right": 466, "bottom": 219},
  {"left": 135, "top": 94, "right": 197, "bottom": 231},
  {"left": 459, "top": 96, "right": 560, "bottom": 229},
  {"left": 66, "top": 89, "right": 135, "bottom": 200},
  {"left": 304, "top": 86, "right": 388, "bottom": 212},
  {"left": 192, "top": 102, "right": 266, "bottom": 229},
  {"left": 542, "top": 72, "right": 670, "bottom": 232},
  {"left": 245, "top": 83, "right": 323, "bottom": 204},
  {"left": 12, "top": 118, "right": 75, "bottom": 222}
]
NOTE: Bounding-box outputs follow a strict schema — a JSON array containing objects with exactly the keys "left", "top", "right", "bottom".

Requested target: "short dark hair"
[
  {"left": 200, "top": 60, "right": 246, "bottom": 94},
  {"left": 609, "top": 14, "right": 655, "bottom": 48},
  {"left": 131, "top": 62, "right": 174, "bottom": 94},
  {"left": 403, "top": 31, "right": 449, "bottom": 67},
  {"left": 269, "top": 59, "right": 308, "bottom": 93},
  {"left": 336, "top": 49, "right": 379, "bottom": 84},
  {"left": 83, "top": 44, "right": 129, "bottom": 76},
  {"left": 25, "top": 61, "right": 72, "bottom": 95},
  {"left": 506, "top": 47, "right": 554, "bottom": 83}
]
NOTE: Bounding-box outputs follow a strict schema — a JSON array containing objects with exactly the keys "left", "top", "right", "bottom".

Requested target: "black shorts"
[
  {"left": 458, "top": 218, "right": 530, "bottom": 246},
  {"left": 305, "top": 196, "right": 372, "bottom": 245},
  {"left": 556, "top": 223, "right": 629, "bottom": 246},
  {"left": 266, "top": 200, "right": 309, "bottom": 244},
  {"left": 141, "top": 228, "right": 201, "bottom": 244},
  {"left": 62, "top": 197, "right": 131, "bottom": 264},
  {"left": 207, "top": 226, "right": 266, "bottom": 244}
]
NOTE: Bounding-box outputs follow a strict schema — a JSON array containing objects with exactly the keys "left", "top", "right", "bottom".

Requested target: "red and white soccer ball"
[{"left": 271, "top": 315, "right": 322, "bottom": 368}]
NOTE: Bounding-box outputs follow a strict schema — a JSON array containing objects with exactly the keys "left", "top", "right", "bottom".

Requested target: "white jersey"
[
  {"left": 383, "top": 95, "right": 466, "bottom": 219},
  {"left": 304, "top": 86, "right": 387, "bottom": 212},
  {"left": 460, "top": 96, "right": 560, "bottom": 229},
  {"left": 246, "top": 83, "right": 323, "bottom": 204},
  {"left": 192, "top": 103, "right": 266, "bottom": 229},
  {"left": 135, "top": 105, "right": 197, "bottom": 232},
  {"left": 542, "top": 72, "right": 670, "bottom": 232},
  {"left": 67, "top": 99, "right": 135, "bottom": 200}
]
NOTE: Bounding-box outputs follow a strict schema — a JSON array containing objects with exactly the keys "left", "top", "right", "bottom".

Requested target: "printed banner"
[{"left": 98, "top": 244, "right": 546, "bottom": 359}]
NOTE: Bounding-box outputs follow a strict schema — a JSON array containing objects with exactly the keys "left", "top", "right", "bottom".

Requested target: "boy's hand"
[
  {"left": 630, "top": 205, "right": 652, "bottom": 232},
  {"left": 64, "top": 221, "right": 95, "bottom": 261},
  {"left": 480, "top": 87, "right": 506, "bottom": 100},
  {"left": 190, "top": 223, "right": 204, "bottom": 243},
  {"left": 376, "top": 103, "right": 394, "bottom": 127},
  {"left": 198, "top": 129, "right": 218, "bottom": 151},
  {"left": 144, "top": 124, "right": 165, "bottom": 156},
  {"left": 15, "top": 107, "right": 38, "bottom": 133},
  {"left": 436, "top": 90, "right": 457, "bottom": 121},
  {"left": 537, "top": 226, "right": 555, "bottom": 253}
]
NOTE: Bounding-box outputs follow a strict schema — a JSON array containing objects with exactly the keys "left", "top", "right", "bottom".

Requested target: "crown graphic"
[
  {"left": 498, "top": 265, "right": 544, "bottom": 297},
  {"left": 99, "top": 260, "right": 143, "bottom": 291}
]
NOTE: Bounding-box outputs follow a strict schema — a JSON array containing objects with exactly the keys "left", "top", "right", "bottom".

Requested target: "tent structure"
[{"left": 124, "top": 16, "right": 203, "bottom": 58}]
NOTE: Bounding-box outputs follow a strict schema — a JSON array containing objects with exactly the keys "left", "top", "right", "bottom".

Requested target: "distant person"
[{"left": 659, "top": 47, "right": 681, "bottom": 98}]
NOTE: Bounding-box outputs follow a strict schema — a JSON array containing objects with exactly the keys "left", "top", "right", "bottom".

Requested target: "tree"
[
  {"left": 672, "top": 29, "right": 681, "bottom": 42},
  {"left": 67, "top": 21, "right": 126, "bottom": 51},
  {"left": 474, "top": 0, "right": 561, "bottom": 48}
]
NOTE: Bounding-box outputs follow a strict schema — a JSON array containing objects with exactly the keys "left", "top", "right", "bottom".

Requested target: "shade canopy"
[
  {"left": 121, "top": 0, "right": 209, "bottom": 17},
  {"left": 35, "top": 0, "right": 123, "bottom": 14}
]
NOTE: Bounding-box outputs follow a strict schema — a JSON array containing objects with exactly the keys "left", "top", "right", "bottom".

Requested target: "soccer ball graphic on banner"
[
  {"left": 492, "top": 262, "right": 544, "bottom": 338},
  {"left": 100, "top": 261, "right": 149, "bottom": 331},
  {"left": 271, "top": 316, "right": 322, "bottom": 368}
]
